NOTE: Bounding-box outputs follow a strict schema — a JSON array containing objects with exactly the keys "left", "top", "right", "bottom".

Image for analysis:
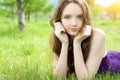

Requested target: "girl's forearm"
[
  {"left": 53, "top": 43, "right": 68, "bottom": 77},
  {"left": 73, "top": 42, "right": 89, "bottom": 80}
]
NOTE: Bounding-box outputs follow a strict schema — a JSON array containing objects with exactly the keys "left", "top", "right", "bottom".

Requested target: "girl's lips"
[{"left": 70, "top": 28, "right": 78, "bottom": 32}]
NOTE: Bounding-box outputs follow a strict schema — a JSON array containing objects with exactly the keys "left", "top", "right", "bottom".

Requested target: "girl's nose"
[{"left": 71, "top": 19, "right": 77, "bottom": 26}]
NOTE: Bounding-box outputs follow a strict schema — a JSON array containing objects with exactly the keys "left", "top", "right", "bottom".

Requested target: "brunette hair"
[{"left": 50, "top": 0, "right": 92, "bottom": 76}]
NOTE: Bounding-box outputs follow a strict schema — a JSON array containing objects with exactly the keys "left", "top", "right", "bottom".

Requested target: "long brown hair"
[{"left": 50, "top": 0, "right": 92, "bottom": 75}]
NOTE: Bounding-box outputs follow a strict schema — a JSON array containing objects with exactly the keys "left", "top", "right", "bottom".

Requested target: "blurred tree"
[
  {"left": 86, "top": 0, "right": 105, "bottom": 20},
  {"left": 106, "top": 1, "right": 120, "bottom": 21},
  {"left": 0, "top": 0, "right": 54, "bottom": 30},
  {"left": 42, "top": 3, "right": 54, "bottom": 16},
  {"left": 0, "top": 0, "right": 17, "bottom": 20},
  {"left": 17, "top": 0, "right": 25, "bottom": 30},
  {"left": 32, "top": 0, "right": 50, "bottom": 22},
  {"left": 0, "top": 0, "right": 53, "bottom": 21},
  {"left": 92, "top": 4, "right": 105, "bottom": 20},
  {"left": 24, "top": 0, "right": 49, "bottom": 22}
]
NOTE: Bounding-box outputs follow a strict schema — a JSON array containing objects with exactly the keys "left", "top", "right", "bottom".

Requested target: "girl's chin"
[
  {"left": 69, "top": 33, "right": 78, "bottom": 37},
  {"left": 67, "top": 31, "right": 79, "bottom": 37}
]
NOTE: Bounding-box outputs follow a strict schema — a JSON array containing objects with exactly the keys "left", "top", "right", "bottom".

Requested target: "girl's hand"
[
  {"left": 54, "top": 22, "right": 68, "bottom": 44},
  {"left": 74, "top": 25, "right": 91, "bottom": 43}
]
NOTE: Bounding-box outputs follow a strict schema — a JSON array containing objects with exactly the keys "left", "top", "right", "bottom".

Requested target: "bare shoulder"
[
  {"left": 92, "top": 28, "right": 106, "bottom": 40},
  {"left": 90, "top": 28, "right": 107, "bottom": 57}
]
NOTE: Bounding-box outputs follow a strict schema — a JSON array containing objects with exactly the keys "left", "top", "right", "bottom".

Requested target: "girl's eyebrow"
[
  {"left": 78, "top": 14, "right": 83, "bottom": 16},
  {"left": 63, "top": 13, "right": 83, "bottom": 16},
  {"left": 62, "top": 14, "right": 71, "bottom": 16},
  {"left": 61, "top": 14, "right": 71, "bottom": 18}
]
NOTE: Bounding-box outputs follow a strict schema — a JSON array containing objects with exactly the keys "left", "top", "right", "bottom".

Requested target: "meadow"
[{"left": 0, "top": 17, "right": 120, "bottom": 80}]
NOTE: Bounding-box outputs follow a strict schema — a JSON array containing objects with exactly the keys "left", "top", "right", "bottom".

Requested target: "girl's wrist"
[
  {"left": 62, "top": 42, "right": 69, "bottom": 47},
  {"left": 73, "top": 39, "right": 82, "bottom": 45}
]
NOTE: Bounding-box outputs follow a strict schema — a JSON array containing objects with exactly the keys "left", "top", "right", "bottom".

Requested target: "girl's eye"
[
  {"left": 77, "top": 15, "right": 83, "bottom": 20},
  {"left": 64, "top": 15, "right": 71, "bottom": 19}
]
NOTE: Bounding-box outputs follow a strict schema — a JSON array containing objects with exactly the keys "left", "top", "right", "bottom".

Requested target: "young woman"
[{"left": 50, "top": 0, "right": 120, "bottom": 80}]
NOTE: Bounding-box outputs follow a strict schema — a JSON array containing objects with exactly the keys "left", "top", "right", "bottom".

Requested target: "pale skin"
[{"left": 53, "top": 3, "right": 107, "bottom": 80}]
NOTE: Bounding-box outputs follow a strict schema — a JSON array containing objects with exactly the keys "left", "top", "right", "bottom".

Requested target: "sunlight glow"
[{"left": 95, "top": 0, "right": 117, "bottom": 7}]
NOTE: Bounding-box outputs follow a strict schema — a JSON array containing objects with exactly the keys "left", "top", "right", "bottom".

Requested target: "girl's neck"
[
  {"left": 71, "top": 36, "right": 74, "bottom": 41},
  {"left": 67, "top": 34, "right": 75, "bottom": 42}
]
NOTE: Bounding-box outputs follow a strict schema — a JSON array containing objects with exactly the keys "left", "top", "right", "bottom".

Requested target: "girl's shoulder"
[
  {"left": 91, "top": 28, "right": 106, "bottom": 43},
  {"left": 92, "top": 28, "right": 105, "bottom": 38}
]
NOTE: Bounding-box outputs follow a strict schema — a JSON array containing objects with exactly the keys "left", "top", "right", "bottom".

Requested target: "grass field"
[{"left": 0, "top": 17, "right": 120, "bottom": 80}]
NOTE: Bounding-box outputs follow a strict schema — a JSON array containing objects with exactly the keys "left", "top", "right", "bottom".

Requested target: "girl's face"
[{"left": 61, "top": 3, "right": 83, "bottom": 37}]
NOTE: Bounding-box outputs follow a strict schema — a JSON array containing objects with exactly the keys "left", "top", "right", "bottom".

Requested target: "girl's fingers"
[
  {"left": 86, "top": 25, "right": 91, "bottom": 31},
  {"left": 84, "top": 25, "right": 91, "bottom": 36},
  {"left": 54, "top": 22, "right": 65, "bottom": 32}
]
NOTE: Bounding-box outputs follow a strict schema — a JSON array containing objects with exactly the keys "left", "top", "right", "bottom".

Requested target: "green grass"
[{"left": 0, "top": 18, "right": 120, "bottom": 80}]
